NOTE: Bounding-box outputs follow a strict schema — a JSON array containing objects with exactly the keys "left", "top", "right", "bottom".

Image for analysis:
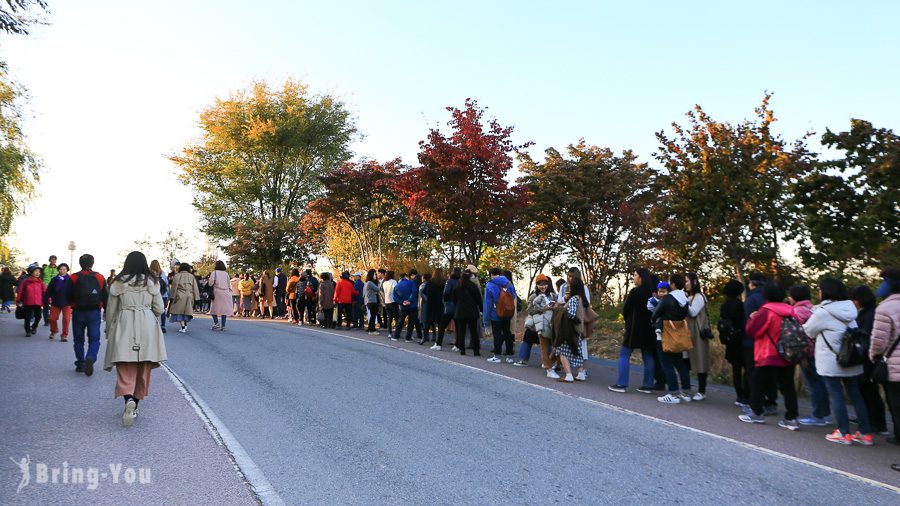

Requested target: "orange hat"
[{"left": 535, "top": 273, "right": 550, "bottom": 284}]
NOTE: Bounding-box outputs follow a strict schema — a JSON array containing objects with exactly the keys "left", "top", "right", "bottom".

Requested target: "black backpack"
[
  {"left": 823, "top": 326, "right": 869, "bottom": 368},
  {"left": 73, "top": 271, "right": 102, "bottom": 308}
]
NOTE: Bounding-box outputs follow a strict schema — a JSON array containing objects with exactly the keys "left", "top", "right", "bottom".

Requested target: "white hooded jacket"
[{"left": 804, "top": 300, "right": 862, "bottom": 377}]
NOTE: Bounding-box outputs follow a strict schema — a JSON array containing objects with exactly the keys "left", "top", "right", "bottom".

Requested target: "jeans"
[
  {"left": 43, "top": 305, "right": 50, "bottom": 324},
  {"left": 72, "top": 309, "right": 101, "bottom": 366},
  {"left": 616, "top": 346, "right": 655, "bottom": 388},
  {"left": 394, "top": 305, "right": 422, "bottom": 340},
  {"left": 658, "top": 341, "right": 691, "bottom": 392},
  {"left": 800, "top": 357, "right": 830, "bottom": 419},
  {"left": 822, "top": 375, "right": 871, "bottom": 435},
  {"left": 2, "top": 299, "right": 13, "bottom": 311},
  {"left": 23, "top": 305, "right": 42, "bottom": 333},
  {"left": 490, "top": 319, "right": 513, "bottom": 356},
  {"left": 211, "top": 314, "right": 228, "bottom": 328},
  {"left": 750, "top": 365, "right": 799, "bottom": 420},
  {"left": 352, "top": 301, "right": 364, "bottom": 328}
]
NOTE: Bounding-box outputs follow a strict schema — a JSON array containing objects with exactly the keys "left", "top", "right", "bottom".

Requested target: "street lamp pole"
[{"left": 68, "top": 241, "right": 76, "bottom": 267}]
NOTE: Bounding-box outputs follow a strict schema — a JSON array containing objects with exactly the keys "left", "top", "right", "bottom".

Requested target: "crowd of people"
[{"left": 3, "top": 252, "right": 899, "bottom": 467}]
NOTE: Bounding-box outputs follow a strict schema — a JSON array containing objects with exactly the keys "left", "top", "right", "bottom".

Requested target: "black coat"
[
  {"left": 424, "top": 281, "right": 444, "bottom": 323},
  {"left": 652, "top": 293, "right": 688, "bottom": 322},
  {"left": 720, "top": 297, "right": 745, "bottom": 363},
  {"left": 0, "top": 272, "right": 15, "bottom": 301},
  {"left": 622, "top": 284, "right": 654, "bottom": 350},
  {"left": 453, "top": 281, "right": 482, "bottom": 320}
]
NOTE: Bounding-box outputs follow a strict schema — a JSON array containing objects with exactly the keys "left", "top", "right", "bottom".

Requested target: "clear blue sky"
[{"left": 2, "top": 0, "right": 898, "bottom": 271}]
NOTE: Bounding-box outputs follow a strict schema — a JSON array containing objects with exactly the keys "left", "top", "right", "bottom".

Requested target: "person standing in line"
[
  {"left": 438, "top": 268, "right": 461, "bottom": 351},
  {"left": 852, "top": 285, "right": 889, "bottom": 436},
  {"left": 16, "top": 264, "right": 45, "bottom": 337},
  {"left": 791, "top": 285, "right": 831, "bottom": 427},
  {"left": 229, "top": 272, "right": 241, "bottom": 316},
  {"left": 257, "top": 271, "right": 272, "bottom": 319},
  {"left": 557, "top": 267, "right": 591, "bottom": 380},
  {"left": 317, "top": 272, "right": 336, "bottom": 328},
  {"left": 376, "top": 268, "right": 387, "bottom": 329},
  {"left": 304, "top": 270, "right": 320, "bottom": 324},
  {"left": 804, "top": 278, "right": 872, "bottom": 445},
  {"left": 422, "top": 271, "right": 445, "bottom": 345},
  {"left": 868, "top": 268, "right": 900, "bottom": 450},
  {"left": 334, "top": 271, "right": 357, "bottom": 329},
  {"left": 103, "top": 251, "right": 167, "bottom": 427},
  {"left": 168, "top": 263, "right": 200, "bottom": 333},
  {"left": 45, "top": 263, "right": 72, "bottom": 342},
  {"left": 67, "top": 254, "right": 107, "bottom": 376},
  {"left": 382, "top": 271, "right": 398, "bottom": 336},
  {"left": 719, "top": 280, "right": 749, "bottom": 407},
  {"left": 515, "top": 274, "right": 556, "bottom": 371},
  {"left": 274, "top": 268, "right": 287, "bottom": 319},
  {"left": 41, "top": 255, "right": 59, "bottom": 325},
  {"left": 484, "top": 267, "right": 517, "bottom": 364},
  {"left": 685, "top": 272, "right": 712, "bottom": 401},
  {"left": 609, "top": 268, "right": 656, "bottom": 394},
  {"left": 453, "top": 271, "right": 482, "bottom": 356},
  {"left": 740, "top": 281, "right": 801, "bottom": 431},
  {"left": 553, "top": 277, "right": 588, "bottom": 383},
  {"left": 208, "top": 261, "right": 233, "bottom": 331},
  {"left": 150, "top": 260, "right": 168, "bottom": 334},
  {"left": 352, "top": 272, "right": 365, "bottom": 329},
  {"left": 286, "top": 268, "right": 300, "bottom": 323},
  {"left": 653, "top": 274, "right": 692, "bottom": 403},
  {"left": 744, "top": 273, "right": 777, "bottom": 415},
  {"left": 392, "top": 270, "right": 422, "bottom": 342},
  {"left": 0, "top": 266, "right": 17, "bottom": 312},
  {"left": 239, "top": 273, "right": 254, "bottom": 317},
  {"left": 364, "top": 269, "right": 381, "bottom": 335}
]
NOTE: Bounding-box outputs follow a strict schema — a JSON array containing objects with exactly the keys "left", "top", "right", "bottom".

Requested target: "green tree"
[
  {"left": 793, "top": 119, "right": 900, "bottom": 274},
  {"left": 652, "top": 94, "right": 815, "bottom": 285},
  {"left": 519, "top": 140, "right": 655, "bottom": 302},
  {"left": 0, "top": 63, "right": 40, "bottom": 237},
  {"left": 171, "top": 79, "right": 356, "bottom": 268}
]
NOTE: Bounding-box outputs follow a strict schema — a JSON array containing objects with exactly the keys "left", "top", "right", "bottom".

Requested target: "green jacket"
[{"left": 42, "top": 264, "right": 59, "bottom": 287}]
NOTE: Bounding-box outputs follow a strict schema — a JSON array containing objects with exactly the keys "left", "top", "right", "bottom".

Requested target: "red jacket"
[
  {"left": 745, "top": 302, "right": 793, "bottom": 367},
  {"left": 333, "top": 278, "right": 358, "bottom": 305},
  {"left": 16, "top": 277, "right": 46, "bottom": 306}
]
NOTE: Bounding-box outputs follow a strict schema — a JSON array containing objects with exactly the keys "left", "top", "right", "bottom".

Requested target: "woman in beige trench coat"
[
  {"left": 104, "top": 251, "right": 168, "bottom": 427},
  {"left": 168, "top": 263, "right": 200, "bottom": 333}
]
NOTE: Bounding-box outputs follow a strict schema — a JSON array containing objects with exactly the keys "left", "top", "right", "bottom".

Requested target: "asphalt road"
[{"left": 159, "top": 316, "right": 900, "bottom": 505}]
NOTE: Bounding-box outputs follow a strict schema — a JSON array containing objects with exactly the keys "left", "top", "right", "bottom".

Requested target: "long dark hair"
[
  {"left": 460, "top": 271, "right": 474, "bottom": 287},
  {"left": 568, "top": 277, "right": 589, "bottom": 308},
  {"left": 366, "top": 269, "right": 377, "bottom": 283},
  {"left": 686, "top": 272, "right": 703, "bottom": 296},
  {"left": 635, "top": 267, "right": 652, "bottom": 287},
  {"left": 116, "top": 251, "right": 157, "bottom": 286},
  {"left": 215, "top": 260, "right": 227, "bottom": 271},
  {"left": 385, "top": 270, "right": 395, "bottom": 281},
  {"left": 450, "top": 267, "right": 461, "bottom": 280},
  {"left": 430, "top": 268, "right": 446, "bottom": 287}
]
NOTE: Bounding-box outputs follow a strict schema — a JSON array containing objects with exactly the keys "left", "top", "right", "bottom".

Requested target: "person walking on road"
[
  {"left": 453, "top": 271, "right": 482, "bottom": 356},
  {"left": 41, "top": 255, "right": 59, "bottom": 325},
  {"left": 16, "top": 264, "right": 45, "bottom": 337},
  {"left": 45, "top": 263, "right": 72, "bottom": 341},
  {"left": 0, "top": 266, "right": 16, "bottom": 312},
  {"left": 168, "top": 263, "right": 200, "bottom": 333},
  {"left": 803, "top": 278, "right": 872, "bottom": 446},
  {"left": 68, "top": 254, "right": 107, "bottom": 376},
  {"left": 103, "top": 251, "right": 167, "bottom": 428},
  {"left": 208, "top": 260, "right": 233, "bottom": 331}
]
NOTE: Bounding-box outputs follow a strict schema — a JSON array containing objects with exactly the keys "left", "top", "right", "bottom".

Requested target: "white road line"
[
  {"left": 299, "top": 325, "right": 900, "bottom": 495},
  {"left": 162, "top": 363, "right": 286, "bottom": 506}
]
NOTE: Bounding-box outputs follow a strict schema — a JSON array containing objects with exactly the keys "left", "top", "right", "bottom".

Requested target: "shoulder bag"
[{"left": 872, "top": 334, "right": 900, "bottom": 384}]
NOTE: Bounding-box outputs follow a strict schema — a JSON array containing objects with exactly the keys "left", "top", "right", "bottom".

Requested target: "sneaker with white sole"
[
  {"left": 692, "top": 392, "right": 706, "bottom": 401},
  {"left": 608, "top": 384, "right": 626, "bottom": 393},
  {"left": 487, "top": 356, "right": 501, "bottom": 363},
  {"left": 826, "top": 429, "right": 853, "bottom": 445},
  {"left": 636, "top": 387, "right": 654, "bottom": 394},
  {"left": 658, "top": 393, "right": 681, "bottom": 404},
  {"left": 739, "top": 413, "right": 765, "bottom": 424},
  {"left": 678, "top": 393, "right": 692, "bottom": 403},
  {"left": 211, "top": 324, "right": 221, "bottom": 330},
  {"left": 798, "top": 416, "right": 829, "bottom": 426},
  {"left": 778, "top": 419, "right": 800, "bottom": 431},
  {"left": 513, "top": 361, "right": 527, "bottom": 367},
  {"left": 178, "top": 327, "right": 187, "bottom": 334},
  {"left": 506, "top": 357, "right": 515, "bottom": 364},
  {"left": 575, "top": 371, "right": 587, "bottom": 382},
  {"left": 546, "top": 369, "right": 560, "bottom": 379},
  {"left": 852, "top": 432, "right": 874, "bottom": 445},
  {"left": 430, "top": 344, "right": 441, "bottom": 351},
  {"left": 368, "top": 332, "right": 380, "bottom": 336},
  {"left": 452, "top": 346, "right": 460, "bottom": 352},
  {"left": 123, "top": 399, "right": 137, "bottom": 427}
]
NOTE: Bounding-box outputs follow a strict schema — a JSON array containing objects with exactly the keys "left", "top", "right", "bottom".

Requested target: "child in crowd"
[{"left": 647, "top": 281, "right": 670, "bottom": 339}]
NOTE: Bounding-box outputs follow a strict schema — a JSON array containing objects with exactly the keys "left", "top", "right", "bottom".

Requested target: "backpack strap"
[{"left": 882, "top": 331, "right": 900, "bottom": 360}]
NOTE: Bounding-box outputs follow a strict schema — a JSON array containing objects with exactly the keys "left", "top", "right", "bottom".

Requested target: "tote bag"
[{"left": 662, "top": 319, "right": 693, "bottom": 353}]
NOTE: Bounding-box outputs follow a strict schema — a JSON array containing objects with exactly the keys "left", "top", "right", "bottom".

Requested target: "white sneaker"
[
  {"left": 178, "top": 328, "right": 187, "bottom": 334},
  {"left": 487, "top": 356, "right": 501, "bottom": 363},
  {"left": 692, "top": 392, "right": 706, "bottom": 401},
  {"left": 123, "top": 399, "right": 137, "bottom": 427},
  {"left": 546, "top": 369, "right": 561, "bottom": 379},
  {"left": 678, "top": 393, "right": 693, "bottom": 403},
  {"left": 658, "top": 393, "right": 681, "bottom": 404},
  {"left": 430, "top": 344, "right": 441, "bottom": 351},
  {"left": 505, "top": 357, "right": 515, "bottom": 364},
  {"left": 368, "top": 331, "right": 380, "bottom": 336},
  {"left": 211, "top": 324, "right": 221, "bottom": 330},
  {"left": 575, "top": 371, "right": 587, "bottom": 382},
  {"left": 452, "top": 346, "right": 460, "bottom": 352}
]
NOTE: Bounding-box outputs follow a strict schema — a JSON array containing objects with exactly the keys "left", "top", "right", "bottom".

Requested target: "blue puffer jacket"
[
  {"left": 393, "top": 278, "right": 418, "bottom": 308},
  {"left": 483, "top": 275, "right": 517, "bottom": 324}
]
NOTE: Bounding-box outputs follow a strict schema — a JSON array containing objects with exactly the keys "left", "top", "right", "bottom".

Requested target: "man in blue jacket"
[
  {"left": 391, "top": 271, "right": 422, "bottom": 342},
  {"left": 352, "top": 272, "right": 365, "bottom": 329},
  {"left": 483, "top": 267, "right": 517, "bottom": 364}
]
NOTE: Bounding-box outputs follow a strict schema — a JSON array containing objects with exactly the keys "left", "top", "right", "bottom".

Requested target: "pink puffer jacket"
[{"left": 870, "top": 294, "right": 900, "bottom": 382}]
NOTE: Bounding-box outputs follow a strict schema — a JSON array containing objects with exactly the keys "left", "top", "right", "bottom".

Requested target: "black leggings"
[
  {"left": 454, "top": 318, "right": 480, "bottom": 354},
  {"left": 290, "top": 299, "right": 300, "bottom": 322},
  {"left": 697, "top": 372, "right": 708, "bottom": 395},
  {"left": 367, "top": 303, "right": 379, "bottom": 332},
  {"left": 385, "top": 303, "right": 399, "bottom": 335},
  {"left": 436, "top": 313, "right": 454, "bottom": 345}
]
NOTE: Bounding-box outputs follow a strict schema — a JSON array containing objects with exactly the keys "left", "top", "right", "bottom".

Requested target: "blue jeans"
[
  {"left": 616, "top": 346, "right": 656, "bottom": 388},
  {"left": 822, "top": 375, "right": 871, "bottom": 435},
  {"left": 394, "top": 306, "right": 421, "bottom": 340},
  {"left": 518, "top": 341, "right": 534, "bottom": 362},
  {"left": 72, "top": 309, "right": 101, "bottom": 366},
  {"left": 658, "top": 341, "right": 691, "bottom": 392},
  {"left": 800, "top": 357, "right": 830, "bottom": 419},
  {"left": 211, "top": 314, "right": 227, "bottom": 327}
]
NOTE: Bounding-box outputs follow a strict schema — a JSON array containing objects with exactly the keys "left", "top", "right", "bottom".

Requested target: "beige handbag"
[{"left": 662, "top": 319, "right": 693, "bottom": 353}]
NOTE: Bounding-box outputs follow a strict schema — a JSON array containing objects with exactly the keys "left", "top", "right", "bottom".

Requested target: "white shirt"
[{"left": 557, "top": 283, "right": 591, "bottom": 305}]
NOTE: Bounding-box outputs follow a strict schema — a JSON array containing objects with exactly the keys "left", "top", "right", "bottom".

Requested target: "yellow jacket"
[{"left": 238, "top": 279, "right": 254, "bottom": 297}]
